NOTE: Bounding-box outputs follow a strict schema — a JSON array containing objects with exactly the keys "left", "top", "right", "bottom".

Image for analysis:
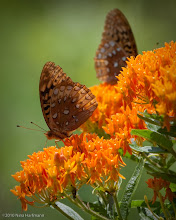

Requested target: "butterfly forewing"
[
  {"left": 39, "top": 62, "right": 98, "bottom": 140},
  {"left": 95, "top": 8, "right": 138, "bottom": 84}
]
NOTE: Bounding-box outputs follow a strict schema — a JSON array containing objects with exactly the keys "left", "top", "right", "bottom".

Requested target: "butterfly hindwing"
[
  {"left": 50, "top": 80, "right": 97, "bottom": 132},
  {"left": 39, "top": 62, "right": 66, "bottom": 130},
  {"left": 95, "top": 8, "right": 138, "bottom": 84},
  {"left": 39, "top": 62, "right": 98, "bottom": 139}
]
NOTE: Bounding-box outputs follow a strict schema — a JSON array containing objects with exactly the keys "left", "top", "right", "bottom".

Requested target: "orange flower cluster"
[
  {"left": 103, "top": 104, "right": 153, "bottom": 154},
  {"left": 81, "top": 42, "right": 176, "bottom": 155},
  {"left": 11, "top": 133, "right": 125, "bottom": 211},
  {"left": 81, "top": 83, "right": 123, "bottom": 133},
  {"left": 116, "top": 41, "right": 176, "bottom": 128},
  {"left": 146, "top": 177, "right": 175, "bottom": 203}
]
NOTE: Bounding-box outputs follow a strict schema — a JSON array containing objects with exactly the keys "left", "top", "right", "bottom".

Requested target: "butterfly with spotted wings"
[
  {"left": 39, "top": 62, "right": 98, "bottom": 141},
  {"left": 94, "top": 8, "right": 138, "bottom": 84}
]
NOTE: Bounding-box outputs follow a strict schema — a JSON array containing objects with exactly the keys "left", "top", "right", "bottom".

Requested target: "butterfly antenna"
[
  {"left": 30, "top": 122, "right": 47, "bottom": 132},
  {"left": 17, "top": 125, "right": 45, "bottom": 132}
]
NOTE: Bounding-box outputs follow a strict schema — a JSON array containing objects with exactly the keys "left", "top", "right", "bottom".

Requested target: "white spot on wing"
[
  {"left": 98, "top": 53, "right": 102, "bottom": 59},
  {"left": 53, "top": 88, "right": 58, "bottom": 95},
  {"left": 114, "top": 62, "right": 118, "bottom": 67},
  {"left": 72, "top": 98, "right": 77, "bottom": 103},
  {"left": 109, "top": 41, "right": 115, "bottom": 47},
  {"left": 112, "top": 50, "right": 116, "bottom": 55},
  {"left": 74, "top": 86, "right": 80, "bottom": 91},
  {"left": 100, "top": 47, "right": 105, "bottom": 53},
  {"left": 67, "top": 86, "right": 73, "bottom": 90},
  {"left": 52, "top": 113, "right": 57, "bottom": 119},
  {"left": 122, "top": 56, "right": 126, "bottom": 61},
  {"left": 85, "top": 94, "right": 91, "bottom": 100},
  {"left": 76, "top": 104, "right": 80, "bottom": 109},
  {"left": 51, "top": 103, "right": 56, "bottom": 108},
  {"left": 63, "top": 109, "right": 69, "bottom": 115},
  {"left": 60, "top": 86, "right": 65, "bottom": 92},
  {"left": 105, "top": 60, "right": 109, "bottom": 65},
  {"left": 81, "top": 89, "right": 86, "bottom": 94}
]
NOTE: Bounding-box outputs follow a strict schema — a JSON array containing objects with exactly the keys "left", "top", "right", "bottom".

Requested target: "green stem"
[
  {"left": 93, "top": 183, "right": 108, "bottom": 206},
  {"left": 172, "top": 200, "right": 176, "bottom": 219},
  {"left": 142, "top": 153, "right": 163, "bottom": 170},
  {"left": 144, "top": 195, "right": 163, "bottom": 220},
  {"left": 51, "top": 202, "right": 75, "bottom": 220},
  {"left": 170, "top": 149, "right": 176, "bottom": 161},
  {"left": 75, "top": 195, "right": 110, "bottom": 220},
  {"left": 113, "top": 193, "right": 123, "bottom": 220},
  {"left": 158, "top": 192, "right": 169, "bottom": 220}
]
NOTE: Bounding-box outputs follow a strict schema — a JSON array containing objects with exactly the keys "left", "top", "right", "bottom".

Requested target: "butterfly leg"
[
  {"left": 55, "top": 139, "right": 60, "bottom": 148},
  {"left": 44, "top": 138, "right": 48, "bottom": 147}
]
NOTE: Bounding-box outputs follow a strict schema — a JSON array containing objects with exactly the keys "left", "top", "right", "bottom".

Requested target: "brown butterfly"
[
  {"left": 39, "top": 62, "right": 98, "bottom": 140},
  {"left": 94, "top": 8, "right": 138, "bottom": 84}
]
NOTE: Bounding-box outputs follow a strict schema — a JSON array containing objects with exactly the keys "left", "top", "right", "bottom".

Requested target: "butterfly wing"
[
  {"left": 39, "top": 62, "right": 67, "bottom": 130},
  {"left": 50, "top": 80, "right": 97, "bottom": 132},
  {"left": 39, "top": 62, "right": 98, "bottom": 138},
  {"left": 95, "top": 8, "right": 138, "bottom": 84}
]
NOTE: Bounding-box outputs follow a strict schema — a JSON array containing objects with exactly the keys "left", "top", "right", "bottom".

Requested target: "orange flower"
[
  {"left": 146, "top": 177, "right": 172, "bottom": 204},
  {"left": 10, "top": 186, "right": 34, "bottom": 211},
  {"left": 116, "top": 41, "right": 176, "bottom": 129},
  {"left": 81, "top": 83, "right": 123, "bottom": 133},
  {"left": 11, "top": 134, "right": 125, "bottom": 210},
  {"left": 82, "top": 42, "right": 176, "bottom": 155}
]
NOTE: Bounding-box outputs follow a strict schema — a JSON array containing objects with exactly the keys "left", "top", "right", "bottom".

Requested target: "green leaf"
[
  {"left": 157, "top": 125, "right": 176, "bottom": 138},
  {"left": 131, "top": 200, "right": 161, "bottom": 208},
  {"left": 130, "top": 200, "right": 146, "bottom": 208},
  {"left": 88, "top": 201, "right": 110, "bottom": 219},
  {"left": 138, "top": 207, "right": 160, "bottom": 220},
  {"left": 169, "top": 183, "right": 176, "bottom": 192},
  {"left": 130, "top": 143, "right": 166, "bottom": 153},
  {"left": 137, "top": 113, "right": 162, "bottom": 127},
  {"left": 148, "top": 172, "right": 176, "bottom": 184},
  {"left": 120, "top": 158, "right": 144, "bottom": 220},
  {"left": 54, "top": 202, "right": 84, "bottom": 220},
  {"left": 131, "top": 129, "right": 173, "bottom": 151},
  {"left": 166, "top": 156, "right": 176, "bottom": 168}
]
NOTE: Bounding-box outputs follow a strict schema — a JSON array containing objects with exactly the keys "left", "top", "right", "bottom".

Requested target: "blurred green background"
[{"left": 1, "top": 0, "right": 176, "bottom": 219}]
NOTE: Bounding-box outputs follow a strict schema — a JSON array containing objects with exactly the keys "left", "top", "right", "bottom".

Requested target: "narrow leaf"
[
  {"left": 148, "top": 172, "right": 176, "bottom": 184},
  {"left": 138, "top": 207, "right": 159, "bottom": 220},
  {"left": 157, "top": 125, "right": 176, "bottom": 138},
  {"left": 131, "top": 129, "right": 173, "bottom": 151},
  {"left": 137, "top": 113, "right": 162, "bottom": 127},
  {"left": 120, "top": 158, "right": 144, "bottom": 220},
  {"left": 166, "top": 156, "right": 176, "bottom": 168},
  {"left": 54, "top": 202, "right": 84, "bottom": 220},
  {"left": 130, "top": 144, "right": 166, "bottom": 153}
]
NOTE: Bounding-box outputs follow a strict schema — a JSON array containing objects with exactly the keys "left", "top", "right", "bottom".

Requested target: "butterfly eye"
[{"left": 95, "top": 8, "right": 138, "bottom": 84}]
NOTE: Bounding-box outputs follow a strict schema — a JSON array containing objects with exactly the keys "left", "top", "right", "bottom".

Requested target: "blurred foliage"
[{"left": 1, "top": 0, "right": 176, "bottom": 219}]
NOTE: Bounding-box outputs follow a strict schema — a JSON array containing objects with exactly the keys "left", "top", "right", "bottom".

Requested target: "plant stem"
[
  {"left": 142, "top": 153, "right": 163, "bottom": 170},
  {"left": 113, "top": 194, "right": 123, "bottom": 220},
  {"left": 172, "top": 200, "right": 176, "bottom": 219},
  {"left": 51, "top": 202, "right": 75, "bottom": 220},
  {"left": 158, "top": 192, "right": 169, "bottom": 220},
  {"left": 144, "top": 195, "right": 163, "bottom": 220},
  {"left": 75, "top": 195, "right": 110, "bottom": 220}
]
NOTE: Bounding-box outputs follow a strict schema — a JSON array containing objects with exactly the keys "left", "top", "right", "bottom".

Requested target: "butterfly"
[
  {"left": 39, "top": 62, "right": 98, "bottom": 140},
  {"left": 94, "top": 8, "right": 138, "bottom": 84}
]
